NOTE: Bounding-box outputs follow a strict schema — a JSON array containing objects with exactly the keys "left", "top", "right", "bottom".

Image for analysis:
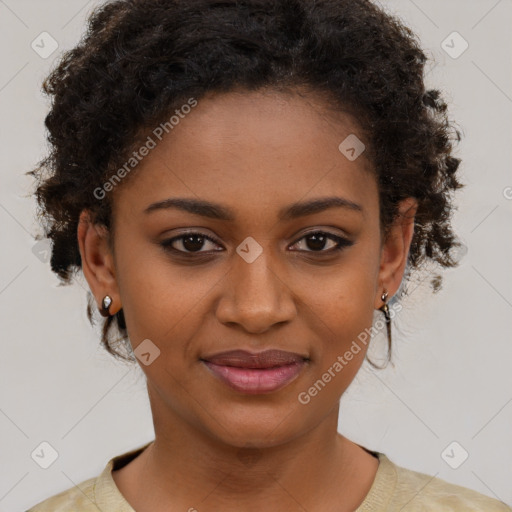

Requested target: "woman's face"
[{"left": 79, "top": 89, "right": 416, "bottom": 448}]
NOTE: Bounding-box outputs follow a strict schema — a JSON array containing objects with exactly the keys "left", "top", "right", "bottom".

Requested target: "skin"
[{"left": 77, "top": 89, "right": 417, "bottom": 512}]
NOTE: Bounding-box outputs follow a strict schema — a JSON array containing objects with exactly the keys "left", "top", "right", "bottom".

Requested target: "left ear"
[{"left": 374, "top": 197, "right": 418, "bottom": 309}]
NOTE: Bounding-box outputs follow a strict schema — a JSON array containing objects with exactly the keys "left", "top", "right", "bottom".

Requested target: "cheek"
[
  {"left": 299, "top": 284, "right": 376, "bottom": 409},
  {"left": 311, "top": 286, "right": 375, "bottom": 375},
  {"left": 306, "top": 258, "right": 377, "bottom": 328},
  {"left": 115, "top": 247, "right": 218, "bottom": 357},
  {"left": 301, "top": 252, "right": 378, "bottom": 370}
]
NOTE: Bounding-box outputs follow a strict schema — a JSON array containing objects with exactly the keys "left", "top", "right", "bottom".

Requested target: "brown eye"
[
  {"left": 290, "top": 231, "right": 353, "bottom": 253},
  {"left": 160, "top": 233, "right": 222, "bottom": 254}
]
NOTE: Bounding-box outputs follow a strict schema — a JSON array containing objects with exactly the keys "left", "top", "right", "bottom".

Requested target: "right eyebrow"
[{"left": 144, "top": 197, "right": 235, "bottom": 220}]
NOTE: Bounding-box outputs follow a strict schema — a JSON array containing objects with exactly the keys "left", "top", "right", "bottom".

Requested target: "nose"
[{"left": 215, "top": 249, "right": 297, "bottom": 334}]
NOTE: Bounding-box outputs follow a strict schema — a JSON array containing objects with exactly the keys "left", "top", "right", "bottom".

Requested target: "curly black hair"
[{"left": 28, "top": 0, "right": 464, "bottom": 367}]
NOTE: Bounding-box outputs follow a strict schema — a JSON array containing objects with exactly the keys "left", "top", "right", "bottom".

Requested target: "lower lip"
[{"left": 202, "top": 361, "right": 305, "bottom": 394}]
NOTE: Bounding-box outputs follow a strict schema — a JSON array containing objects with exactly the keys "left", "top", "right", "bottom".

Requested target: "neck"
[{"left": 113, "top": 391, "right": 378, "bottom": 512}]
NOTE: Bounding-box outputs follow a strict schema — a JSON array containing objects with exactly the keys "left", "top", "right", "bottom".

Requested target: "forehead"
[{"left": 112, "top": 89, "right": 378, "bottom": 221}]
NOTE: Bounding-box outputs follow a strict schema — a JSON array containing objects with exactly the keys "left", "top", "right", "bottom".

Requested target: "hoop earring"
[
  {"left": 378, "top": 289, "right": 392, "bottom": 351},
  {"left": 99, "top": 295, "right": 113, "bottom": 317}
]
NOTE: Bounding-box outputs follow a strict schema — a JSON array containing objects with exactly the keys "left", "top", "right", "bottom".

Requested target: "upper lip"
[{"left": 201, "top": 349, "right": 308, "bottom": 369}]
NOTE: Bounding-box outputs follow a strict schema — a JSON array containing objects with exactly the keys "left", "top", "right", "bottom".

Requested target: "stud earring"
[{"left": 99, "top": 295, "right": 113, "bottom": 317}]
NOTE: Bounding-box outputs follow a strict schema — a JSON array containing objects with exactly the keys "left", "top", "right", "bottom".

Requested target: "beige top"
[{"left": 26, "top": 442, "right": 512, "bottom": 511}]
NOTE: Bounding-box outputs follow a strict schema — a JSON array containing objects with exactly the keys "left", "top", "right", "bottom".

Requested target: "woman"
[{"left": 26, "top": 0, "right": 511, "bottom": 510}]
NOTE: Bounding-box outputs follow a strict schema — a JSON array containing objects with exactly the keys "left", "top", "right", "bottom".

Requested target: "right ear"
[{"left": 77, "top": 209, "right": 122, "bottom": 315}]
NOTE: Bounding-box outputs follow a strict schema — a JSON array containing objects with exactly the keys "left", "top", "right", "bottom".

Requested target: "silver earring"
[{"left": 100, "top": 295, "right": 112, "bottom": 317}]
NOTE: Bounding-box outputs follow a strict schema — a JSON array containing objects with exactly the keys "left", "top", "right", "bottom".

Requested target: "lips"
[
  {"left": 201, "top": 349, "right": 309, "bottom": 394},
  {"left": 202, "top": 349, "right": 307, "bottom": 368}
]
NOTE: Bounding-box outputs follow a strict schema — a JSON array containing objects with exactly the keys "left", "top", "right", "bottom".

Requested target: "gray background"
[{"left": 0, "top": 0, "right": 511, "bottom": 510}]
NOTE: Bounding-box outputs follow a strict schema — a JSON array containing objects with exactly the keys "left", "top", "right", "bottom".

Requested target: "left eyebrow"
[
  {"left": 143, "top": 196, "right": 364, "bottom": 221},
  {"left": 279, "top": 196, "right": 364, "bottom": 220}
]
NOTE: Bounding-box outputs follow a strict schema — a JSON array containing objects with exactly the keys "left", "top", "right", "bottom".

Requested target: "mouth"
[{"left": 200, "top": 349, "right": 309, "bottom": 394}]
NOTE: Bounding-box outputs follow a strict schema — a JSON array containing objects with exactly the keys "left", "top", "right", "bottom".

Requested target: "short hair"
[{"left": 28, "top": 0, "right": 464, "bottom": 365}]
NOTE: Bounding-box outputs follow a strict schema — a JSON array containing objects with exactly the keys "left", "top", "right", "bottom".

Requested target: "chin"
[{"left": 201, "top": 407, "right": 308, "bottom": 450}]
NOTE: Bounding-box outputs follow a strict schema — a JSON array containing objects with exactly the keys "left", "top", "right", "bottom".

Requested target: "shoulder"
[
  {"left": 24, "top": 442, "right": 151, "bottom": 512},
  {"left": 386, "top": 454, "right": 512, "bottom": 511},
  {"left": 25, "top": 476, "right": 98, "bottom": 512}
]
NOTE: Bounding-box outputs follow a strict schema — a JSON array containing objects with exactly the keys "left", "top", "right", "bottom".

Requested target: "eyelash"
[{"left": 160, "top": 231, "right": 353, "bottom": 257}]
